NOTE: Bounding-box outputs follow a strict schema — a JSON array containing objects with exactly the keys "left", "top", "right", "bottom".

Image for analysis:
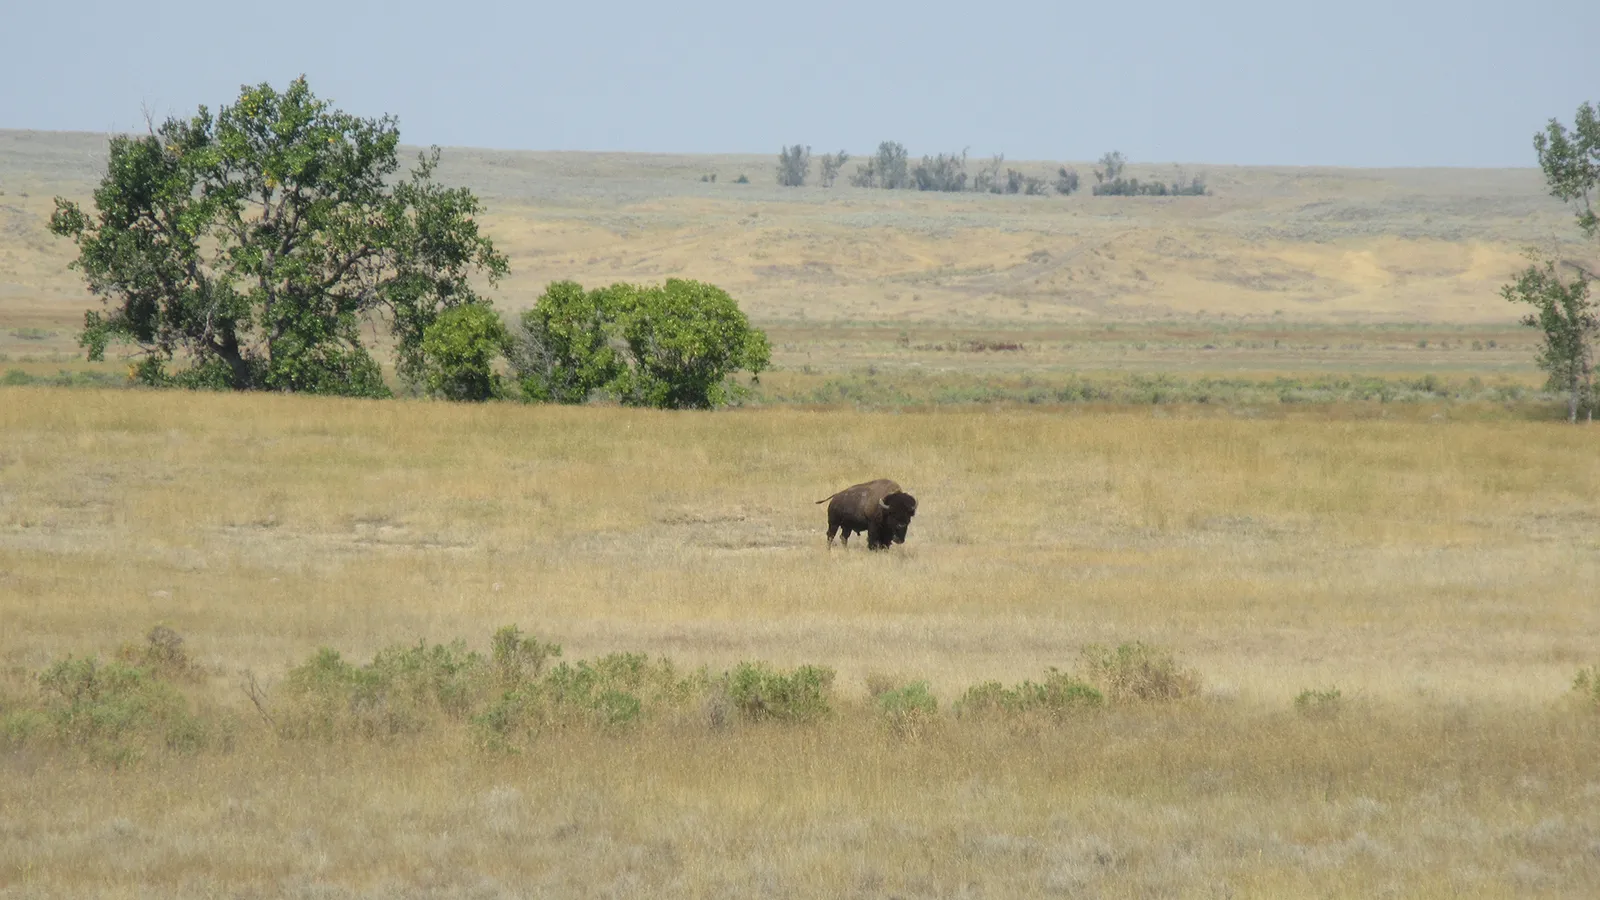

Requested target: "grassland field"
[{"left": 2, "top": 130, "right": 1600, "bottom": 898}]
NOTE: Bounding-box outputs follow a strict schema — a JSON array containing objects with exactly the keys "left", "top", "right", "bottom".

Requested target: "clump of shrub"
[
  {"left": 417, "top": 303, "right": 511, "bottom": 402},
  {"left": 277, "top": 640, "right": 488, "bottom": 741},
  {"left": 720, "top": 662, "right": 835, "bottom": 724},
  {"left": 116, "top": 625, "right": 201, "bottom": 682},
  {"left": 954, "top": 668, "right": 1104, "bottom": 721},
  {"left": 490, "top": 625, "right": 560, "bottom": 686},
  {"left": 1294, "top": 687, "right": 1344, "bottom": 720},
  {"left": 871, "top": 679, "right": 939, "bottom": 737},
  {"left": 274, "top": 627, "right": 706, "bottom": 746},
  {"left": 1081, "top": 642, "right": 1201, "bottom": 702},
  {"left": 11, "top": 652, "right": 214, "bottom": 765},
  {"left": 477, "top": 652, "right": 708, "bottom": 746},
  {"left": 513, "top": 278, "right": 771, "bottom": 410},
  {"left": 1572, "top": 667, "right": 1600, "bottom": 710},
  {"left": 268, "top": 628, "right": 844, "bottom": 750}
]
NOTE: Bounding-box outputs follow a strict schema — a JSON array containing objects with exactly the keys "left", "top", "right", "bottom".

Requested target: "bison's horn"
[{"left": 879, "top": 498, "right": 891, "bottom": 510}]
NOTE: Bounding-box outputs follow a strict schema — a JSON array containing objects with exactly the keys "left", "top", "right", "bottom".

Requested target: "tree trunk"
[{"left": 212, "top": 335, "right": 252, "bottom": 390}]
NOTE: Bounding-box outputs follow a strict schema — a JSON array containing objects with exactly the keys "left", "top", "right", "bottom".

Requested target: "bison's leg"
[
  {"left": 827, "top": 521, "right": 840, "bottom": 548},
  {"left": 866, "top": 523, "right": 884, "bottom": 550},
  {"left": 838, "top": 527, "right": 851, "bottom": 547}
]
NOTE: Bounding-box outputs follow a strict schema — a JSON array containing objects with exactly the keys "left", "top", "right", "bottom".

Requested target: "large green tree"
[
  {"left": 1506, "top": 100, "right": 1600, "bottom": 421},
  {"left": 50, "top": 76, "right": 508, "bottom": 396}
]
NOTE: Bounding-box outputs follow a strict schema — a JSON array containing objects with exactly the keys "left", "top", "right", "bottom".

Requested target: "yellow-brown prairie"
[{"left": 2, "top": 131, "right": 1599, "bottom": 898}]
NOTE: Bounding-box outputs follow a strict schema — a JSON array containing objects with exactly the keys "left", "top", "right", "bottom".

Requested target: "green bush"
[
  {"left": 473, "top": 652, "right": 706, "bottom": 746},
  {"left": 512, "top": 279, "right": 770, "bottom": 409},
  {"left": 777, "top": 144, "right": 810, "bottom": 187},
  {"left": 491, "top": 625, "right": 561, "bottom": 686},
  {"left": 912, "top": 151, "right": 969, "bottom": 192},
  {"left": 513, "top": 281, "right": 626, "bottom": 404},
  {"left": 721, "top": 662, "right": 834, "bottom": 723},
  {"left": 1573, "top": 667, "right": 1600, "bottom": 709},
  {"left": 610, "top": 279, "right": 772, "bottom": 409},
  {"left": 279, "top": 640, "right": 491, "bottom": 740},
  {"left": 419, "top": 303, "right": 510, "bottom": 401},
  {"left": 875, "top": 681, "right": 939, "bottom": 736},
  {"left": 1, "top": 708, "right": 49, "bottom": 747},
  {"left": 1081, "top": 642, "right": 1201, "bottom": 703},
  {"left": 954, "top": 669, "right": 1104, "bottom": 721},
  {"left": 33, "top": 656, "right": 206, "bottom": 763},
  {"left": 1294, "top": 687, "right": 1344, "bottom": 720}
]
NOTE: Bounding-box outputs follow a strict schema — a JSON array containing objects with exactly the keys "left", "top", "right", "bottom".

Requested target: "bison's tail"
[{"left": 814, "top": 492, "right": 839, "bottom": 504}]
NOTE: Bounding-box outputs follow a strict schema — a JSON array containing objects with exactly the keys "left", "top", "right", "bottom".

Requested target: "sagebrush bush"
[
  {"left": 1081, "top": 643, "right": 1201, "bottom": 702},
  {"left": 875, "top": 681, "right": 939, "bottom": 737},
  {"left": 31, "top": 655, "right": 209, "bottom": 764},
  {"left": 1294, "top": 687, "right": 1344, "bottom": 720},
  {"left": 280, "top": 648, "right": 414, "bottom": 740},
  {"left": 491, "top": 625, "right": 561, "bottom": 685},
  {"left": 474, "top": 652, "right": 707, "bottom": 748},
  {"left": 721, "top": 662, "right": 835, "bottom": 723},
  {"left": 1573, "top": 667, "right": 1600, "bottom": 709},
  {"left": 954, "top": 668, "right": 1104, "bottom": 721},
  {"left": 272, "top": 631, "right": 841, "bottom": 748}
]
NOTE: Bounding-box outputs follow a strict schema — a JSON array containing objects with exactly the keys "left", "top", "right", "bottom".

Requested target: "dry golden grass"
[
  {"left": 4, "top": 129, "right": 1600, "bottom": 897},
  {"left": 3, "top": 387, "right": 1599, "bottom": 897}
]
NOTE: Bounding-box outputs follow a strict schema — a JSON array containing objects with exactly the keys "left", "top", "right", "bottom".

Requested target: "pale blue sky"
[{"left": 3, "top": 0, "right": 1595, "bottom": 167}]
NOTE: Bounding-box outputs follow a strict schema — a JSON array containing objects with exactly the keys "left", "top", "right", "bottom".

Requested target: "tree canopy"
[
  {"left": 1534, "top": 101, "right": 1600, "bottom": 242},
  {"left": 513, "top": 279, "right": 770, "bottom": 410},
  {"left": 50, "top": 76, "right": 508, "bottom": 396},
  {"left": 1507, "top": 100, "right": 1600, "bottom": 421}
]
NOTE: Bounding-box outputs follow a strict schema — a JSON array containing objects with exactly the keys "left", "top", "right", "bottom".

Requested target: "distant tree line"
[
  {"left": 774, "top": 142, "right": 1204, "bottom": 197},
  {"left": 1090, "top": 151, "right": 1207, "bottom": 196}
]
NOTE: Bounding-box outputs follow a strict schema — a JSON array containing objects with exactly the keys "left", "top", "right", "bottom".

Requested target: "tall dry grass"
[{"left": 2, "top": 386, "right": 1599, "bottom": 897}]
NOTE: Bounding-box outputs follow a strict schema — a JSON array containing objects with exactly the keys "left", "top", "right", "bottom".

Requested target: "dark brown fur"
[{"left": 815, "top": 478, "right": 918, "bottom": 550}]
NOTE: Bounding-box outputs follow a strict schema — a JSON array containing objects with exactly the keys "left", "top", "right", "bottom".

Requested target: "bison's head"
[{"left": 879, "top": 491, "right": 918, "bottom": 544}]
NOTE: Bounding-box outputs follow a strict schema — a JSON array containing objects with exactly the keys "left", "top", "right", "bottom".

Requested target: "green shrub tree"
[
  {"left": 1505, "top": 100, "right": 1600, "bottom": 422},
  {"left": 512, "top": 278, "right": 770, "bottom": 409},
  {"left": 50, "top": 76, "right": 508, "bottom": 396},
  {"left": 852, "top": 141, "right": 910, "bottom": 189},
  {"left": 818, "top": 150, "right": 850, "bottom": 188},
  {"left": 912, "top": 150, "right": 969, "bottom": 192},
  {"left": 777, "top": 144, "right": 810, "bottom": 187},
  {"left": 611, "top": 279, "right": 772, "bottom": 409},
  {"left": 513, "top": 281, "right": 627, "bottom": 403},
  {"left": 419, "top": 304, "right": 510, "bottom": 401},
  {"left": 1502, "top": 256, "right": 1595, "bottom": 421}
]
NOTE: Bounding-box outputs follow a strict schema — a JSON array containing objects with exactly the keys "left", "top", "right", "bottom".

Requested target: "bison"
[{"left": 815, "top": 478, "right": 918, "bottom": 550}]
